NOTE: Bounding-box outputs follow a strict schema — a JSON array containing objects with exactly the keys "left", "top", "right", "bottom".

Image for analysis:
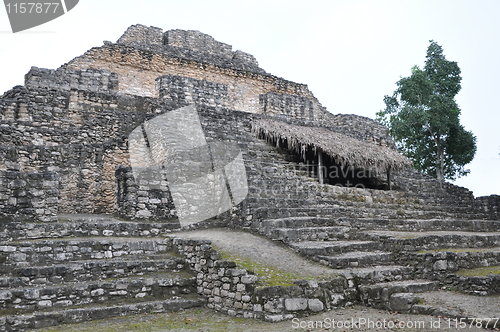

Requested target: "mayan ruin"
[{"left": 0, "top": 24, "right": 499, "bottom": 330}]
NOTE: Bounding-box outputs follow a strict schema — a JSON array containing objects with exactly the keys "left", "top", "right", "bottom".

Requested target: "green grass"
[{"left": 455, "top": 266, "right": 500, "bottom": 277}]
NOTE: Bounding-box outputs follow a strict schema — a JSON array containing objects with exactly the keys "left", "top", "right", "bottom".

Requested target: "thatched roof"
[{"left": 252, "top": 119, "right": 411, "bottom": 172}]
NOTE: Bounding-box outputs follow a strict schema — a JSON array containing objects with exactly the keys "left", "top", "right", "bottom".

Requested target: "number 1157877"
[{"left": 6, "top": 2, "right": 60, "bottom": 14}]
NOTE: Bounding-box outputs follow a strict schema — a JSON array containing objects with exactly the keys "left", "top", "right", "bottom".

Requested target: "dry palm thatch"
[{"left": 252, "top": 119, "right": 411, "bottom": 173}]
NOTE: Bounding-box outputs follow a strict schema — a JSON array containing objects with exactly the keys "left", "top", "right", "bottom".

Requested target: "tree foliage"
[{"left": 377, "top": 41, "right": 476, "bottom": 182}]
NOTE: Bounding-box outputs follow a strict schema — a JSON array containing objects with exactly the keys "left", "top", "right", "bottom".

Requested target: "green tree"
[{"left": 377, "top": 41, "right": 476, "bottom": 182}]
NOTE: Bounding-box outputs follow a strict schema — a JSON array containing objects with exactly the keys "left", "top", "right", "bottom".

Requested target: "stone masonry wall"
[
  {"left": 116, "top": 25, "right": 261, "bottom": 72},
  {"left": 165, "top": 29, "right": 233, "bottom": 58},
  {"left": 320, "top": 113, "right": 396, "bottom": 148},
  {"left": 116, "top": 24, "right": 164, "bottom": 45},
  {"left": 4, "top": 25, "right": 486, "bottom": 224},
  {"left": 64, "top": 43, "right": 310, "bottom": 110},
  {"left": 64, "top": 41, "right": 395, "bottom": 148},
  {"left": 115, "top": 166, "right": 176, "bottom": 221},
  {"left": 173, "top": 238, "right": 352, "bottom": 321},
  {"left": 0, "top": 170, "right": 59, "bottom": 222},
  {"left": 0, "top": 83, "right": 151, "bottom": 215},
  {"left": 476, "top": 195, "right": 500, "bottom": 220},
  {"left": 157, "top": 75, "right": 228, "bottom": 108},
  {"left": 260, "top": 92, "right": 314, "bottom": 121},
  {"left": 25, "top": 67, "right": 119, "bottom": 92}
]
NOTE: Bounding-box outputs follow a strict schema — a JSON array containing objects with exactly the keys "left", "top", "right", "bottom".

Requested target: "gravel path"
[{"left": 420, "top": 291, "right": 500, "bottom": 320}]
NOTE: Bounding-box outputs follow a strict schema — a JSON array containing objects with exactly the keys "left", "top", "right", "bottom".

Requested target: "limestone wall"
[
  {"left": 157, "top": 75, "right": 229, "bottom": 108},
  {"left": 25, "top": 67, "right": 118, "bottom": 92},
  {"left": 0, "top": 170, "right": 59, "bottom": 222},
  {"left": 476, "top": 195, "right": 500, "bottom": 220},
  {"left": 2, "top": 25, "right": 487, "bottom": 223},
  {"left": 64, "top": 43, "right": 311, "bottom": 108},
  {"left": 116, "top": 25, "right": 261, "bottom": 72},
  {"left": 55, "top": 26, "right": 391, "bottom": 148},
  {"left": 116, "top": 24, "right": 164, "bottom": 46},
  {"left": 115, "top": 166, "right": 176, "bottom": 221},
  {"left": 173, "top": 238, "right": 352, "bottom": 321},
  {"left": 0, "top": 84, "right": 143, "bottom": 215},
  {"left": 260, "top": 92, "right": 314, "bottom": 121}
]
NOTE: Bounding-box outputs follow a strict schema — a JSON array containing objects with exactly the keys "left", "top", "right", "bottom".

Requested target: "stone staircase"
[
  {"left": 196, "top": 106, "right": 500, "bottom": 315},
  {"left": 0, "top": 215, "right": 204, "bottom": 331},
  {"left": 254, "top": 214, "right": 500, "bottom": 312}
]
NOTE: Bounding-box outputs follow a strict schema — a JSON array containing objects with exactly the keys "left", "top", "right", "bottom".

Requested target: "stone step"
[
  {"left": 289, "top": 240, "right": 381, "bottom": 256},
  {"left": 259, "top": 217, "right": 500, "bottom": 234},
  {"left": 347, "top": 218, "right": 500, "bottom": 233},
  {"left": 259, "top": 217, "right": 335, "bottom": 229},
  {"left": 246, "top": 186, "right": 481, "bottom": 215},
  {"left": 0, "top": 214, "right": 180, "bottom": 241},
  {"left": 0, "top": 237, "right": 172, "bottom": 266},
  {"left": 0, "top": 272, "right": 197, "bottom": 315},
  {"left": 247, "top": 186, "right": 485, "bottom": 219},
  {"left": 0, "top": 296, "right": 203, "bottom": 331},
  {"left": 360, "top": 231, "right": 500, "bottom": 251},
  {"left": 267, "top": 226, "right": 349, "bottom": 242},
  {"left": 0, "top": 254, "right": 187, "bottom": 288},
  {"left": 359, "top": 279, "right": 437, "bottom": 310},
  {"left": 252, "top": 206, "right": 399, "bottom": 220},
  {"left": 336, "top": 265, "right": 415, "bottom": 285},
  {"left": 317, "top": 251, "right": 393, "bottom": 269},
  {"left": 250, "top": 205, "right": 473, "bottom": 221}
]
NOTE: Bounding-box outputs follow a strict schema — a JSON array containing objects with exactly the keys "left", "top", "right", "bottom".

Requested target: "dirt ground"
[{"left": 35, "top": 305, "right": 494, "bottom": 332}]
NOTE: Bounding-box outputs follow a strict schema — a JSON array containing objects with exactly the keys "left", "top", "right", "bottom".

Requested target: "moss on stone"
[
  {"left": 336, "top": 194, "right": 365, "bottom": 202},
  {"left": 455, "top": 266, "right": 500, "bottom": 277},
  {"left": 418, "top": 248, "right": 498, "bottom": 254}
]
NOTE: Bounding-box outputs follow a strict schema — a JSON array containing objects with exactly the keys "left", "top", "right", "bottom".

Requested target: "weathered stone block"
[
  {"left": 284, "top": 298, "right": 308, "bottom": 311},
  {"left": 307, "top": 298, "right": 324, "bottom": 312}
]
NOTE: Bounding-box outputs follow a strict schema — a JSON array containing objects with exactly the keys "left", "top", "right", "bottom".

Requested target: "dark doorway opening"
[{"left": 285, "top": 144, "right": 388, "bottom": 190}]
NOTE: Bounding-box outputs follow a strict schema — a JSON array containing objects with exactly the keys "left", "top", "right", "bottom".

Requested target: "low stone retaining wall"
[
  {"left": 172, "top": 238, "right": 353, "bottom": 321},
  {"left": 401, "top": 250, "right": 500, "bottom": 280},
  {"left": 446, "top": 274, "right": 500, "bottom": 295},
  {"left": 0, "top": 298, "right": 201, "bottom": 331}
]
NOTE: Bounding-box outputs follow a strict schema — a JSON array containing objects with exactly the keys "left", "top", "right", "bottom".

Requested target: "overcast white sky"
[{"left": 1, "top": 0, "right": 499, "bottom": 197}]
